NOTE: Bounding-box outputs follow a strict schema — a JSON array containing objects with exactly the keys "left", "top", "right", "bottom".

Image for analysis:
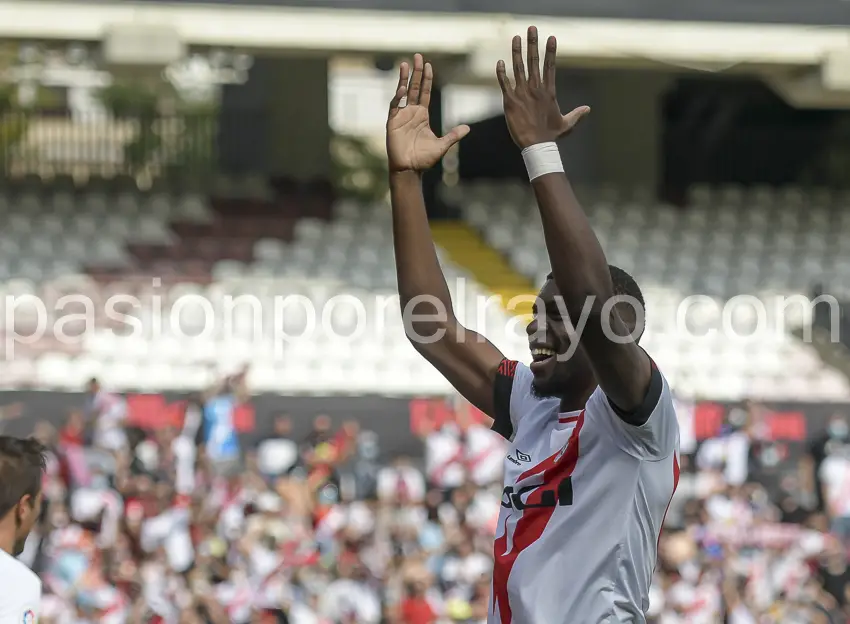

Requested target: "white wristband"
[{"left": 521, "top": 142, "right": 564, "bottom": 181}]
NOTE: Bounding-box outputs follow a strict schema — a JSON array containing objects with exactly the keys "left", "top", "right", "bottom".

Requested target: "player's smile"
[{"left": 528, "top": 341, "right": 558, "bottom": 375}]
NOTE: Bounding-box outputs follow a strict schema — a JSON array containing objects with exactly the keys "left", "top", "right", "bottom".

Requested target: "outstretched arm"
[
  {"left": 497, "top": 27, "right": 651, "bottom": 415},
  {"left": 387, "top": 55, "right": 506, "bottom": 423}
]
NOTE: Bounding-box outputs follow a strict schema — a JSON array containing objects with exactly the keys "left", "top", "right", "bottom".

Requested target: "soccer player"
[
  {"left": 0, "top": 436, "right": 46, "bottom": 623},
  {"left": 386, "top": 27, "right": 680, "bottom": 623}
]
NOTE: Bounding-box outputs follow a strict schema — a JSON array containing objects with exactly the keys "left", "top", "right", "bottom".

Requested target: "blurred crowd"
[
  {"left": 654, "top": 402, "right": 850, "bottom": 623},
  {"left": 9, "top": 378, "right": 850, "bottom": 624}
]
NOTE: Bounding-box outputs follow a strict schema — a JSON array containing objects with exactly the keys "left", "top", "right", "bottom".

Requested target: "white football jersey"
[
  {"left": 0, "top": 548, "right": 41, "bottom": 623},
  {"left": 489, "top": 359, "right": 680, "bottom": 624}
]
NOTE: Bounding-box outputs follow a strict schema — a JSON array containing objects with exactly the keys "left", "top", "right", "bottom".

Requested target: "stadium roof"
[
  {"left": 2, "top": 0, "right": 850, "bottom": 105},
  {"left": 2, "top": 2, "right": 848, "bottom": 61},
  {"left": 122, "top": 0, "right": 850, "bottom": 28}
]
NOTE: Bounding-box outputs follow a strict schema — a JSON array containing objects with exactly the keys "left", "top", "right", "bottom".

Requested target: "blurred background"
[{"left": 1, "top": 0, "right": 850, "bottom": 622}]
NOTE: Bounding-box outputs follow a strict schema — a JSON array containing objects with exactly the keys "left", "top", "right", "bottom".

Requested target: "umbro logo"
[{"left": 507, "top": 450, "right": 531, "bottom": 466}]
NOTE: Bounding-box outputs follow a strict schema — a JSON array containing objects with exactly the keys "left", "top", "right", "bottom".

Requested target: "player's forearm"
[
  {"left": 389, "top": 170, "right": 457, "bottom": 330},
  {"left": 531, "top": 172, "right": 614, "bottom": 317}
]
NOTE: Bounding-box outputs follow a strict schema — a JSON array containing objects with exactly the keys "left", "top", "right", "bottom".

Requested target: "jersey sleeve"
[
  {"left": 590, "top": 362, "right": 679, "bottom": 460},
  {"left": 491, "top": 359, "right": 534, "bottom": 441}
]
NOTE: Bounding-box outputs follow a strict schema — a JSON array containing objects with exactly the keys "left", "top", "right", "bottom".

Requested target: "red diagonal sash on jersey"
[
  {"left": 436, "top": 426, "right": 504, "bottom": 485},
  {"left": 430, "top": 444, "right": 465, "bottom": 486},
  {"left": 656, "top": 452, "right": 680, "bottom": 554},
  {"left": 492, "top": 410, "right": 585, "bottom": 624},
  {"left": 465, "top": 433, "right": 503, "bottom": 475}
]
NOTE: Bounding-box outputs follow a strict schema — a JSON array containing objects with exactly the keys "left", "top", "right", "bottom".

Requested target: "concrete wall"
[
  {"left": 556, "top": 68, "right": 671, "bottom": 191},
  {"left": 219, "top": 56, "right": 332, "bottom": 180}
]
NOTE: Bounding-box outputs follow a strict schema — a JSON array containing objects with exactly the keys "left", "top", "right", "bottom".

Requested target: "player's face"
[
  {"left": 13, "top": 491, "right": 43, "bottom": 556},
  {"left": 526, "top": 279, "right": 594, "bottom": 399}
]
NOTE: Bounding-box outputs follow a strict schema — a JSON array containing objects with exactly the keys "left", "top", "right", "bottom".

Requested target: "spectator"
[
  {"left": 85, "top": 378, "right": 128, "bottom": 452},
  {"left": 350, "top": 430, "right": 381, "bottom": 500},
  {"left": 420, "top": 419, "right": 465, "bottom": 494},
  {"left": 377, "top": 457, "right": 426, "bottom": 505},
  {"left": 200, "top": 382, "right": 243, "bottom": 477},
  {"left": 256, "top": 415, "right": 298, "bottom": 480},
  {"left": 399, "top": 578, "right": 437, "bottom": 624}
]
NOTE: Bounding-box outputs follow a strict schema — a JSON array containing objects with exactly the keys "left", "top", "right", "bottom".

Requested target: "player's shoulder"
[
  {"left": 503, "top": 360, "right": 531, "bottom": 390},
  {"left": 586, "top": 362, "right": 675, "bottom": 414},
  {"left": 492, "top": 360, "right": 558, "bottom": 440},
  {"left": 583, "top": 363, "right": 679, "bottom": 461},
  {"left": 0, "top": 550, "right": 41, "bottom": 597}
]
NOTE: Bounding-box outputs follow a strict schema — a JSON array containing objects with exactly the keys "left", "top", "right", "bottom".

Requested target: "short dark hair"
[
  {"left": 0, "top": 436, "right": 46, "bottom": 518},
  {"left": 545, "top": 265, "right": 645, "bottom": 309}
]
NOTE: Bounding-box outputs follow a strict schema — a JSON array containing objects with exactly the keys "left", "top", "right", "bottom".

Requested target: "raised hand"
[
  {"left": 386, "top": 53, "right": 470, "bottom": 173},
  {"left": 496, "top": 26, "right": 590, "bottom": 149}
]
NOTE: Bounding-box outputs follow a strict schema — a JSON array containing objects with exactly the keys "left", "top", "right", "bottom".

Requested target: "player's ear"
[
  {"left": 15, "top": 494, "right": 33, "bottom": 521},
  {"left": 13, "top": 498, "right": 24, "bottom": 527}
]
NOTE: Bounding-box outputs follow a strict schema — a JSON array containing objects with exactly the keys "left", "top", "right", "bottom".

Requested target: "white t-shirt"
[
  {"left": 256, "top": 438, "right": 298, "bottom": 476},
  {"left": 442, "top": 552, "right": 492, "bottom": 586},
  {"left": 321, "top": 579, "right": 381, "bottom": 623},
  {"left": 488, "top": 360, "right": 680, "bottom": 624},
  {"left": 141, "top": 508, "right": 194, "bottom": 572},
  {"left": 92, "top": 391, "right": 128, "bottom": 451},
  {"left": 376, "top": 465, "right": 426, "bottom": 504},
  {"left": 425, "top": 425, "right": 465, "bottom": 489},
  {"left": 819, "top": 453, "right": 850, "bottom": 518},
  {"left": 696, "top": 432, "right": 750, "bottom": 486},
  {"left": 464, "top": 424, "right": 506, "bottom": 486},
  {"left": 0, "top": 549, "right": 41, "bottom": 623}
]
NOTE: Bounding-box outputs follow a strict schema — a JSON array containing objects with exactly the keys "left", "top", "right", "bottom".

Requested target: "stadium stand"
[
  {"left": 0, "top": 176, "right": 525, "bottom": 394},
  {"left": 0, "top": 175, "right": 847, "bottom": 401}
]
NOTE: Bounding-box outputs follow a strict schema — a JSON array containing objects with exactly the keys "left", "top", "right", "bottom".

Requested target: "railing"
[{"left": 0, "top": 110, "right": 219, "bottom": 183}]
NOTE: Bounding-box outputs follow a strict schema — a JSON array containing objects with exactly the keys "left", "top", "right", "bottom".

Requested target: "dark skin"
[
  {"left": 387, "top": 55, "right": 501, "bottom": 421},
  {"left": 386, "top": 30, "right": 651, "bottom": 424}
]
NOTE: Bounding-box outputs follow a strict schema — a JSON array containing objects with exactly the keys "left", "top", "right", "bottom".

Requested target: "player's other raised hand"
[
  {"left": 496, "top": 26, "right": 591, "bottom": 149},
  {"left": 386, "top": 53, "right": 470, "bottom": 173}
]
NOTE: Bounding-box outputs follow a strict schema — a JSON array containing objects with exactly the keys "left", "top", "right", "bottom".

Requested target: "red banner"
[
  {"left": 408, "top": 397, "right": 488, "bottom": 435},
  {"left": 127, "top": 394, "right": 255, "bottom": 432},
  {"left": 692, "top": 402, "right": 806, "bottom": 441}
]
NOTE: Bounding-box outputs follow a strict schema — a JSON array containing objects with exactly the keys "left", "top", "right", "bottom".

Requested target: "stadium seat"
[{"left": 0, "top": 176, "right": 841, "bottom": 400}]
